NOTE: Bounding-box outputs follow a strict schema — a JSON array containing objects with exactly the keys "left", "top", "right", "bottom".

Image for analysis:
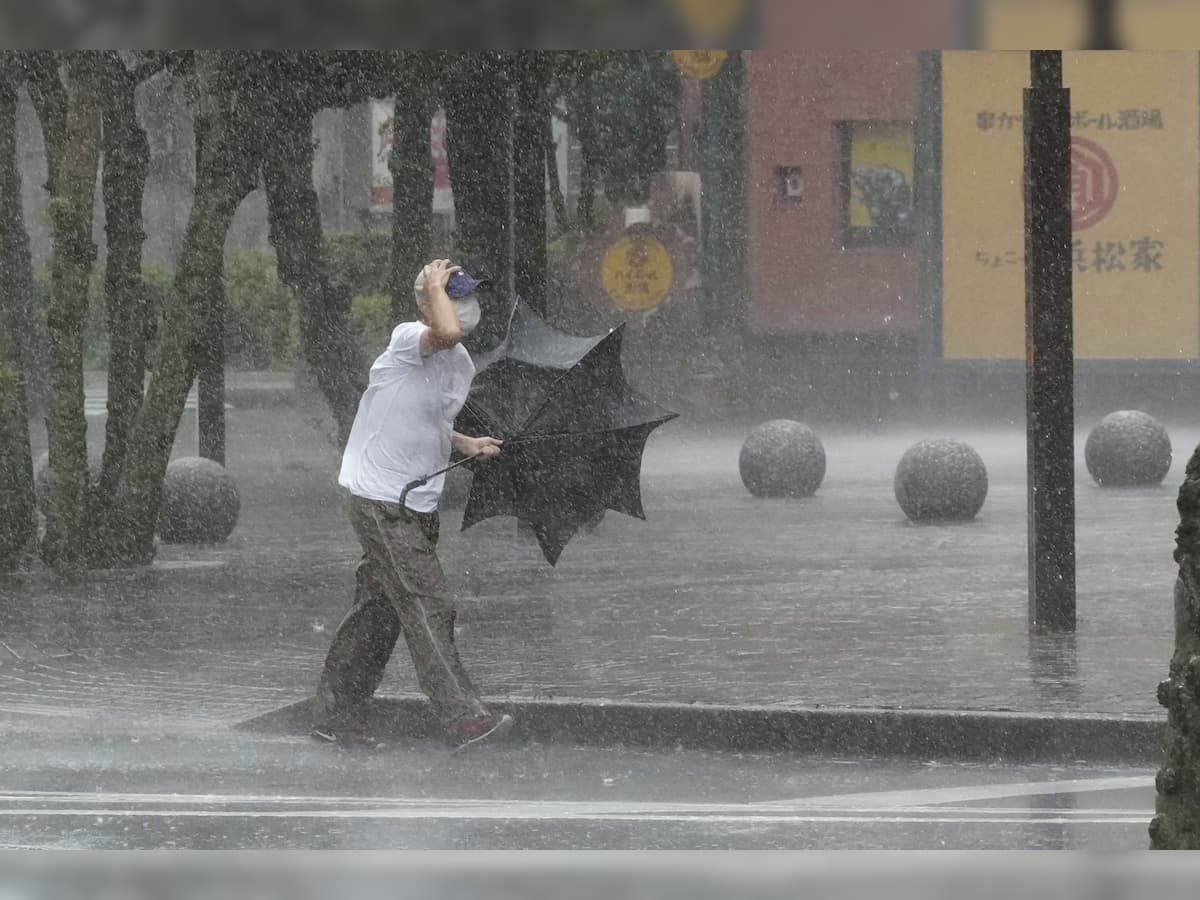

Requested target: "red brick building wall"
[{"left": 744, "top": 51, "right": 922, "bottom": 335}]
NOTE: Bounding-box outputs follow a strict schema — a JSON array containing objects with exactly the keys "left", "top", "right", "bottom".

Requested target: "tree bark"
[
  {"left": 1151, "top": 447, "right": 1200, "bottom": 847},
  {"left": 91, "top": 53, "right": 152, "bottom": 562},
  {"left": 263, "top": 102, "right": 365, "bottom": 450},
  {"left": 388, "top": 54, "right": 434, "bottom": 324},
  {"left": 512, "top": 51, "right": 548, "bottom": 316},
  {"left": 0, "top": 64, "right": 36, "bottom": 572},
  {"left": 106, "top": 52, "right": 265, "bottom": 566},
  {"left": 443, "top": 52, "right": 512, "bottom": 349},
  {"left": 34, "top": 53, "right": 102, "bottom": 571},
  {"left": 23, "top": 52, "right": 66, "bottom": 194}
]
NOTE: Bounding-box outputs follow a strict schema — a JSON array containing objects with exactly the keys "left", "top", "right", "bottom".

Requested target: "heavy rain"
[{"left": 6, "top": 2, "right": 1200, "bottom": 891}]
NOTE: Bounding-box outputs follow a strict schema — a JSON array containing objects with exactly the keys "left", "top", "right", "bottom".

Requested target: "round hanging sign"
[
  {"left": 671, "top": 49, "right": 729, "bottom": 80},
  {"left": 599, "top": 237, "right": 675, "bottom": 311}
]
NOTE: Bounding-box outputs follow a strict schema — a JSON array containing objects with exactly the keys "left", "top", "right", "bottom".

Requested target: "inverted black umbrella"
[{"left": 448, "top": 301, "right": 678, "bottom": 565}]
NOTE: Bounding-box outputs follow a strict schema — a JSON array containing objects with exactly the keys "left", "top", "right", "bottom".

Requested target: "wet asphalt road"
[
  {"left": 1, "top": 409, "right": 1189, "bottom": 724},
  {"left": 0, "top": 407, "right": 1184, "bottom": 849},
  {"left": 0, "top": 715, "right": 1155, "bottom": 850}
]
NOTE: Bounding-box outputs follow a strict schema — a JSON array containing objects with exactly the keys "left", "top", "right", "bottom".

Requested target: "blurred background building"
[{"left": 13, "top": 0, "right": 1200, "bottom": 424}]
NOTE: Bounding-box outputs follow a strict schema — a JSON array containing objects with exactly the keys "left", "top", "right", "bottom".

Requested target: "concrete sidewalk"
[{"left": 2, "top": 405, "right": 1189, "bottom": 761}]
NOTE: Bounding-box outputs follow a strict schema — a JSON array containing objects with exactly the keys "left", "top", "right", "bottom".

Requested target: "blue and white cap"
[{"left": 446, "top": 271, "right": 493, "bottom": 299}]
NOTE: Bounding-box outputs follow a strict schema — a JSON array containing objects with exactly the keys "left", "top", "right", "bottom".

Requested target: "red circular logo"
[{"left": 1071, "top": 136, "right": 1118, "bottom": 230}]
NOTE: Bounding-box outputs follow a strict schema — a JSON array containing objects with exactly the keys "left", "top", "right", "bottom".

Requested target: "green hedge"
[
  {"left": 350, "top": 293, "right": 392, "bottom": 358},
  {"left": 328, "top": 231, "right": 391, "bottom": 300},
  {"left": 24, "top": 233, "right": 447, "bottom": 382},
  {"left": 224, "top": 238, "right": 401, "bottom": 369},
  {"left": 224, "top": 251, "right": 297, "bottom": 369}
]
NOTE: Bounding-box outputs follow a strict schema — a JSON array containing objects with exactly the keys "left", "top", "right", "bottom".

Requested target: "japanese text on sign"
[
  {"left": 943, "top": 51, "right": 1199, "bottom": 360},
  {"left": 976, "top": 108, "right": 1164, "bottom": 131},
  {"left": 974, "top": 238, "right": 1166, "bottom": 272},
  {"left": 599, "top": 237, "right": 674, "bottom": 311}
]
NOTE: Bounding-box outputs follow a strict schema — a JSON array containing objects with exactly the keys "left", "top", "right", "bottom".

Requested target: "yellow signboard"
[
  {"left": 600, "top": 237, "right": 674, "bottom": 311},
  {"left": 941, "top": 51, "right": 1198, "bottom": 359},
  {"left": 671, "top": 0, "right": 748, "bottom": 39},
  {"left": 977, "top": 0, "right": 1200, "bottom": 50},
  {"left": 977, "top": 0, "right": 1089, "bottom": 49},
  {"left": 1119, "top": 0, "right": 1200, "bottom": 49},
  {"left": 671, "top": 50, "right": 728, "bottom": 80}
]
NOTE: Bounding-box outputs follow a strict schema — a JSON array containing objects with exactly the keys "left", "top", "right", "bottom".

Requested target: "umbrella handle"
[{"left": 399, "top": 453, "right": 483, "bottom": 510}]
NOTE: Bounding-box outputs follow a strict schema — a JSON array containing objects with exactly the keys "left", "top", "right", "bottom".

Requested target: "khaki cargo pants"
[{"left": 314, "top": 495, "right": 488, "bottom": 730}]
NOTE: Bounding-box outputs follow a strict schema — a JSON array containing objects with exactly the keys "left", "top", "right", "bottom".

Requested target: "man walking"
[{"left": 312, "top": 258, "right": 512, "bottom": 751}]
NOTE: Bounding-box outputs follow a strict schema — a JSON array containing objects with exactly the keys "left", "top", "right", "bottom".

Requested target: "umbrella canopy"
[{"left": 455, "top": 301, "right": 678, "bottom": 565}]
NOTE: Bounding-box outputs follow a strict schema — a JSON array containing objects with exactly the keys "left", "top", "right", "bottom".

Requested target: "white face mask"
[{"left": 455, "top": 296, "right": 481, "bottom": 336}]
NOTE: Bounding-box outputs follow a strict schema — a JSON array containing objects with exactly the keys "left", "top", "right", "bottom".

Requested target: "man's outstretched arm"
[{"left": 452, "top": 433, "right": 503, "bottom": 459}]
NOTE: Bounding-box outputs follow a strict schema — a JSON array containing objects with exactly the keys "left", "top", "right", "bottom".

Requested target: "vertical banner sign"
[
  {"left": 369, "top": 99, "right": 454, "bottom": 214},
  {"left": 430, "top": 110, "right": 453, "bottom": 213},
  {"left": 941, "top": 51, "right": 1199, "bottom": 359},
  {"left": 370, "top": 98, "right": 393, "bottom": 211}
]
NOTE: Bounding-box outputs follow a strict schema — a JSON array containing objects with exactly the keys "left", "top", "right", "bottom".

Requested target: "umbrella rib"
[
  {"left": 512, "top": 327, "right": 623, "bottom": 437},
  {"left": 462, "top": 397, "right": 504, "bottom": 437}
]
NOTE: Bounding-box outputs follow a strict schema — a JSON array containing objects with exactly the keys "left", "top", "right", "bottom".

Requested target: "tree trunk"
[
  {"left": 0, "top": 66, "right": 36, "bottom": 572},
  {"left": 23, "top": 52, "right": 66, "bottom": 193},
  {"left": 35, "top": 53, "right": 102, "bottom": 571},
  {"left": 263, "top": 102, "right": 365, "bottom": 450},
  {"left": 90, "top": 53, "right": 151, "bottom": 562},
  {"left": 388, "top": 56, "right": 433, "bottom": 324},
  {"left": 105, "top": 52, "right": 264, "bottom": 566},
  {"left": 1151, "top": 447, "right": 1200, "bottom": 847},
  {"left": 443, "top": 52, "right": 512, "bottom": 349},
  {"left": 512, "top": 51, "right": 548, "bottom": 316}
]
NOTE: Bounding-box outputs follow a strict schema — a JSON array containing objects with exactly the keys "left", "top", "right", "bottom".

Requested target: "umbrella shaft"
[{"left": 399, "top": 453, "right": 482, "bottom": 509}]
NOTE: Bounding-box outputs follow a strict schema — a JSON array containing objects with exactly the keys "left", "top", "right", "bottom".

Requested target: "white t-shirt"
[{"left": 339, "top": 322, "right": 475, "bottom": 512}]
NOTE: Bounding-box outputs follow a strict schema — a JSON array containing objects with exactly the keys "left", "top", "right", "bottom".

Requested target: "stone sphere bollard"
[
  {"left": 158, "top": 457, "right": 241, "bottom": 544},
  {"left": 894, "top": 439, "right": 988, "bottom": 522},
  {"left": 1084, "top": 410, "right": 1172, "bottom": 487},
  {"left": 739, "top": 420, "right": 826, "bottom": 498}
]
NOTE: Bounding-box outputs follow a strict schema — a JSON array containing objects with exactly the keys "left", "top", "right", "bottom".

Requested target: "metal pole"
[
  {"left": 700, "top": 51, "right": 746, "bottom": 329},
  {"left": 512, "top": 51, "right": 548, "bottom": 317},
  {"left": 1085, "top": 0, "right": 1122, "bottom": 50},
  {"left": 914, "top": 50, "right": 943, "bottom": 421},
  {"left": 197, "top": 349, "right": 225, "bottom": 464},
  {"left": 1024, "top": 51, "right": 1076, "bottom": 632},
  {"left": 194, "top": 112, "right": 225, "bottom": 466}
]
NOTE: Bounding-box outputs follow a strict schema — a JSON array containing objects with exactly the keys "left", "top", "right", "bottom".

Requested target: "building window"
[{"left": 838, "top": 120, "right": 915, "bottom": 247}]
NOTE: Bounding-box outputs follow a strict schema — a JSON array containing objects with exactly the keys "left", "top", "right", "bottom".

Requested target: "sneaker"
[
  {"left": 310, "top": 726, "right": 385, "bottom": 751},
  {"left": 448, "top": 713, "right": 514, "bottom": 752}
]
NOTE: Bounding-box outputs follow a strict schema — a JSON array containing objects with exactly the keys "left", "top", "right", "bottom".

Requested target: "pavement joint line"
[
  {"left": 0, "top": 775, "right": 1154, "bottom": 823},
  {"left": 0, "top": 807, "right": 1151, "bottom": 826},
  {"left": 0, "top": 800, "right": 1150, "bottom": 818},
  {"left": 0, "top": 792, "right": 1156, "bottom": 823}
]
